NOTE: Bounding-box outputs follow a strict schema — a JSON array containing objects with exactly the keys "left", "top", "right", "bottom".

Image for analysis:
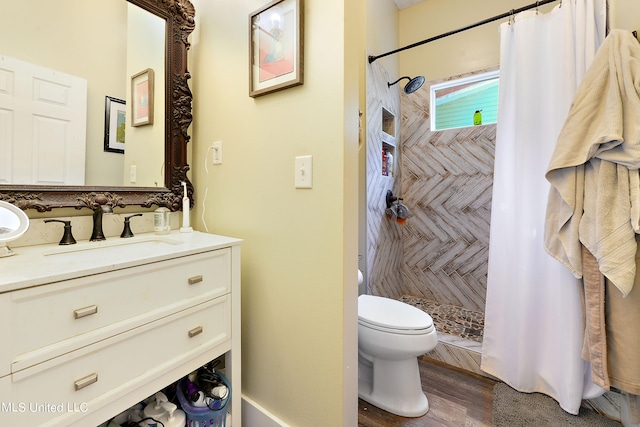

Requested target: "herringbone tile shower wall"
[
  {"left": 400, "top": 71, "right": 497, "bottom": 312},
  {"left": 365, "top": 60, "right": 403, "bottom": 298},
  {"left": 366, "top": 63, "right": 497, "bottom": 312}
]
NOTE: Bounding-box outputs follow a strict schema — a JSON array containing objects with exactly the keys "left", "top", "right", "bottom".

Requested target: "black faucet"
[
  {"left": 44, "top": 219, "right": 77, "bottom": 245},
  {"left": 90, "top": 205, "right": 113, "bottom": 241},
  {"left": 121, "top": 213, "right": 143, "bottom": 238}
]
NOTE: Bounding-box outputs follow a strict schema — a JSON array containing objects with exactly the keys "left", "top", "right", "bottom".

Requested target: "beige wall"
[
  {"left": 189, "top": 0, "right": 362, "bottom": 425},
  {"left": 610, "top": 0, "right": 640, "bottom": 31},
  {"left": 366, "top": 0, "right": 400, "bottom": 79}
]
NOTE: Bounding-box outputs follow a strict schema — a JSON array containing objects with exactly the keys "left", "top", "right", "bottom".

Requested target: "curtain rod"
[{"left": 368, "top": 0, "right": 560, "bottom": 64}]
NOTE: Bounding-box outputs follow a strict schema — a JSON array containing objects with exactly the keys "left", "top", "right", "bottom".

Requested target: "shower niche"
[{"left": 381, "top": 107, "right": 396, "bottom": 177}]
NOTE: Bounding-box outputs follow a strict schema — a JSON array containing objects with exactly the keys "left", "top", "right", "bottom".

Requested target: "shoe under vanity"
[{"left": 0, "top": 229, "right": 242, "bottom": 426}]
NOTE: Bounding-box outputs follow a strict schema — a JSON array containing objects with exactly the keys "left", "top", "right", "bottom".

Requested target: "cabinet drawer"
[
  {"left": 6, "top": 296, "right": 230, "bottom": 426},
  {"left": 9, "top": 249, "right": 230, "bottom": 371}
]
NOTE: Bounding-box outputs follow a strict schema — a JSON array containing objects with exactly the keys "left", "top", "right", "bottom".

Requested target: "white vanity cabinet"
[{"left": 0, "top": 231, "right": 242, "bottom": 426}]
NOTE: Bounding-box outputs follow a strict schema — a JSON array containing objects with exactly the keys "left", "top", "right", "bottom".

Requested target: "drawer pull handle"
[
  {"left": 188, "top": 326, "right": 203, "bottom": 338},
  {"left": 188, "top": 275, "right": 203, "bottom": 285},
  {"left": 74, "top": 305, "right": 98, "bottom": 319},
  {"left": 74, "top": 373, "right": 98, "bottom": 391}
]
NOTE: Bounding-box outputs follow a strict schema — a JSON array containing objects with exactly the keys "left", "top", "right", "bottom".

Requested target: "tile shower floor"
[{"left": 400, "top": 295, "right": 484, "bottom": 343}]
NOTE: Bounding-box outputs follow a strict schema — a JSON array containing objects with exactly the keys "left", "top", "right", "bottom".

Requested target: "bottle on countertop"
[{"left": 154, "top": 206, "right": 171, "bottom": 235}]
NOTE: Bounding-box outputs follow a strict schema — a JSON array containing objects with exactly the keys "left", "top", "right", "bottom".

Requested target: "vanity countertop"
[{"left": 0, "top": 230, "right": 243, "bottom": 293}]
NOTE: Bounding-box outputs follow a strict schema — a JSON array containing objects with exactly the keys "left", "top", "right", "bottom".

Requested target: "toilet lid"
[{"left": 358, "top": 294, "right": 433, "bottom": 331}]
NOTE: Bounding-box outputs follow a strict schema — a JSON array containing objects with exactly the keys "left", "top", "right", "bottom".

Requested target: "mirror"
[
  {"left": 0, "top": 0, "right": 195, "bottom": 212},
  {"left": 0, "top": 200, "right": 30, "bottom": 257}
]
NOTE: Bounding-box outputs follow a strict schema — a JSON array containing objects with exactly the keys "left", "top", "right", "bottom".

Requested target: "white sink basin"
[{"left": 44, "top": 235, "right": 182, "bottom": 262}]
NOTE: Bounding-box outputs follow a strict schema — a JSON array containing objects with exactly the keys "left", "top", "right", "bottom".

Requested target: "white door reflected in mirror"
[{"left": 0, "top": 201, "right": 30, "bottom": 257}]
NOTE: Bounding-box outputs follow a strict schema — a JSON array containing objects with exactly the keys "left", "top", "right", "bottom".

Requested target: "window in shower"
[{"left": 430, "top": 70, "right": 499, "bottom": 131}]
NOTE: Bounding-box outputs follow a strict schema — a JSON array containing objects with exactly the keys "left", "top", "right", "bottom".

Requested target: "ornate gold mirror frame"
[{"left": 0, "top": 0, "right": 195, "bottom": 212}]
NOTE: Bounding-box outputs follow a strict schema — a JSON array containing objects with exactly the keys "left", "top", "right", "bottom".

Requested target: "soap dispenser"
[
  {"left": 159, "top": 401, "right": 186, "bottom": 427},
  {"left": 142, "top": 392, "right": 168, "bottom": 424},
  {"left": 153, "top": 206, "right": 171, "bottom": 235}
]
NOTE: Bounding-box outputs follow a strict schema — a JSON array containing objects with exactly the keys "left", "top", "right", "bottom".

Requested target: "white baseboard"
[{"left": 241, "top": 395, "right": 290, "bottom": 427}]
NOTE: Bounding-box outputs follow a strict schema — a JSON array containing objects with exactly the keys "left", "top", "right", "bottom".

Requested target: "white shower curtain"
[{"left": 481, "top": 0, "right": 607, "bottom": 415}]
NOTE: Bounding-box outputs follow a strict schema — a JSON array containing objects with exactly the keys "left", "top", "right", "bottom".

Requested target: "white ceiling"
[{"left": 393, "top": 0, "right": 426, "bottom": 10}]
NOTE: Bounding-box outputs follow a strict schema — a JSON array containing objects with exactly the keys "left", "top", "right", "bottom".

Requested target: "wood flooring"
[{"left": 358, "top": 356, "right": 496, "bottom": 427}]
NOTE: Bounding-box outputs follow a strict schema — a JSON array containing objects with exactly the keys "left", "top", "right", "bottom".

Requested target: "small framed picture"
[
  {"left": 104, "top": 96, "right": 126, "bottom": 154},
  {"left": 131, "top": 68, "right": 154, "bottom": 126},
  {"left": 249, "top": 0, "right": 303, "bottom": 97}
]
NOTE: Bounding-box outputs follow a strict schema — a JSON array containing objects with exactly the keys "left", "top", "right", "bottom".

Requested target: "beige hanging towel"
[{"left": 544, "top": 29, "right": 640, "bottom": 297}]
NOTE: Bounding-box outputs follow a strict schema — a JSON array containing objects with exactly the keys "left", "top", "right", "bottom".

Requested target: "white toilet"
[{"left": 358, "top": 293, "right": 438, "bottom": 417}]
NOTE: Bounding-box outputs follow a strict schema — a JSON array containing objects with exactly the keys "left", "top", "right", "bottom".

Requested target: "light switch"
[
  {"left": 295, "top": 155, "right": 313, "bottom": 189},
  {"left": 130, "top": 165, "right": 137, "bottom": 183}
]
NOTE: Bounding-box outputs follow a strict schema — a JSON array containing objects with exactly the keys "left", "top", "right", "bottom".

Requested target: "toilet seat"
[{"left": 358, "top": 295, "right": 434, "bottom": 335}]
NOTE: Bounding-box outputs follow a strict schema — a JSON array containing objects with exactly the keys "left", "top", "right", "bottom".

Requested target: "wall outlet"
[{"left": 130, "top": 165, "right": 137, "bottom": 183}]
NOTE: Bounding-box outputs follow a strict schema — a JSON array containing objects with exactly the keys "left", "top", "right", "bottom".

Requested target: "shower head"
[{"left": 387, "top": 76, "right": 425, "bottom": 94}]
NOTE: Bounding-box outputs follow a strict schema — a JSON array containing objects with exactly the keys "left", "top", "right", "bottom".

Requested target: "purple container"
[{"left": 176, "top": 373, "right": 231, "bottom": 427}]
